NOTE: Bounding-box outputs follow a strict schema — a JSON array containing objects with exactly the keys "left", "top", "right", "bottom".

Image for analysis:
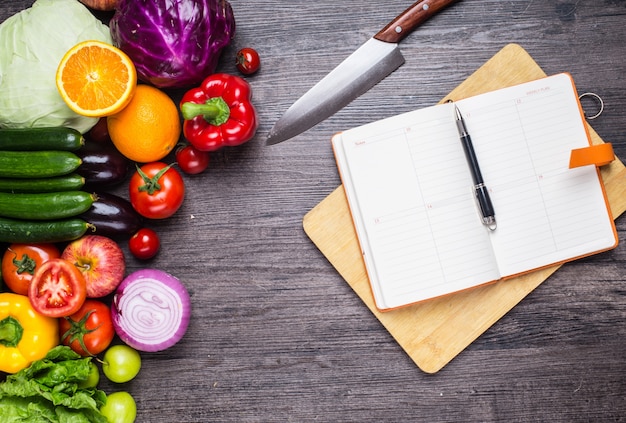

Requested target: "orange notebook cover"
[{"left": 331, "top": 73, "right": 618, "bottom": 312}]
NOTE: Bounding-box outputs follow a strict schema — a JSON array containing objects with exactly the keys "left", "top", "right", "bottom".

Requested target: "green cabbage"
[{"left": 0, "top": 0, "right": 113, "bottom": 134}]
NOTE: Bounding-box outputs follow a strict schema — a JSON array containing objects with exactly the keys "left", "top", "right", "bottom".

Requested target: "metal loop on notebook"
[{"left": 579, "top": 92, "right": 604, "bottom": 120}]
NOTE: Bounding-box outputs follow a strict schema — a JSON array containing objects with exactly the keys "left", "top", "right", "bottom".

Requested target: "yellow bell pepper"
[{"left": 0, "top": 292, "right": 59, "bottom": 374}]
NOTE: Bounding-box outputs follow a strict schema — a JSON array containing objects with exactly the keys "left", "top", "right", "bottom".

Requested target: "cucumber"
[
  {"left": 0, "top": 191, "right": 95, "bottom": 220},
  {"left": 0, "top": 151, "right": 82, "bottom": 178},
  {"left": 0, "top": 217, "right": 91, "bottom": 243},
  {"left": 0, "top": 127, "right": 84, "bottom": 151},
  {"left": 0, "top": 174, "right": 85, "bottom": 193}
]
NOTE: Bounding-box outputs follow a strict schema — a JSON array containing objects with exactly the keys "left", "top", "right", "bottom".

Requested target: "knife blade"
[{"left": 266, "top": 0, "right": 462, "bottom": 145}]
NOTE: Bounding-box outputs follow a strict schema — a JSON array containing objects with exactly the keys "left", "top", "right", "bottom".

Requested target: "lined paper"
[
  {"left": 332, "top": 73, "right": 617, "bottom": 311},
  {"left": 459, "top": 75, "right": 617, "bottom": 276},
  {"left": 335, "top": 104, "right": 500, "bottom": 309}
]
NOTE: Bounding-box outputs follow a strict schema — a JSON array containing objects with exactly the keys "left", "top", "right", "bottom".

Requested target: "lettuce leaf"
[{"left": 0, "top": 346, "right": 107, "bottom": 423}]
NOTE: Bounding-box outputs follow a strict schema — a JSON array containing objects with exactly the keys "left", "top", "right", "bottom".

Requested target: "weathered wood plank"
[{"left": 1, "top": 0, "right": 625, "bottom": 421}]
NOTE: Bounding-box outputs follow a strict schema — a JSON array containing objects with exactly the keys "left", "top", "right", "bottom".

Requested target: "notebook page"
[
  {"left": 333, "top": 103, "right": 500, "bottom": 310},
  {"left": 456, "top": 73, "right": 617, "bottom": 276}
]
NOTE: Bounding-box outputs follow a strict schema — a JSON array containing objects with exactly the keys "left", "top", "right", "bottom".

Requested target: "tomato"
[
  {"left": 235, "top": 47, "right": 261, "bottom": 75},
  {"left": 59, "top": 299, "right": 115, "bottom": 356},
  {"left": 129, "top": 162, "right": 185, "bottom": 219},
  {"left": 2, "top": 243, "right": 60, "bottom": 295},
  {"left": 128, "top": 228, "right": 160, "bottom": 260},
  {"left": 28, "top": 258, "right": 87, "bottom": 318},
  {"left": 176, "top": 144, "right": 210, "bottom": 175},
  {"left": 100, "top": 391, "right": 137, "bottom": 423},
  {"left": 102, "top": 345, "right": 141, "bottom": 383}
]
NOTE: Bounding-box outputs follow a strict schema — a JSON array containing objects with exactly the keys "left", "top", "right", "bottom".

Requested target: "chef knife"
[{"left": 266, "top": 0, "right": 462, "bottom": 145}]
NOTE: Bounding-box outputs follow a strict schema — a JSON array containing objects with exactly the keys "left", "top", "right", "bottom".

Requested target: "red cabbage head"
[{"left": 110, "top": 0, "right": 235, "bottom": 89}]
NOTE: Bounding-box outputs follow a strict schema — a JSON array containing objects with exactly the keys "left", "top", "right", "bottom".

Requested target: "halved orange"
[{"left": 56, "top": 40, "right": 137, "bottom": 118}]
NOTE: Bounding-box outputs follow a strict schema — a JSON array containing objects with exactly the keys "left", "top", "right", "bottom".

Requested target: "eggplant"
[
  {"left": 80, "top": 191, "right": 143, "bottom": 238},
  {"left": 76, "top": 141, "right": 132, "bottom": 187}
]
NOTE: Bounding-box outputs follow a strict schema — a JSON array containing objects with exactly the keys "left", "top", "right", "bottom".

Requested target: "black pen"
[{"left": 454, "top": 104, "right": 497, "bottom": 230}]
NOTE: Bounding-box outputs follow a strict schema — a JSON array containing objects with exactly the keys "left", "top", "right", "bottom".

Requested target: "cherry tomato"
[
  {"left": 176, "top": 144, "right": 210, "bottom": 175},
  {"left": 59, "top": 299, "right": 115, "bottom": 356},
  {"left": 102, "top": 345, "right": 141, "bottom": 383},
  {"left": 128, "top": 228, "right": 160, "bottom": 260},
  {"left": 129, "top": 162, "right": 185, "bottom": 219},
  {"left": 28, "top": 258, "right": 87, "bottom": 318},
  {"left": 100, "top": 391, "right": 137, "bottom": 423},
  {"left": 1, "top": 243, "right": 60, "bottom": 295},
  {"left": 235, "top": 47, "right": 261, "bottom": 75}
]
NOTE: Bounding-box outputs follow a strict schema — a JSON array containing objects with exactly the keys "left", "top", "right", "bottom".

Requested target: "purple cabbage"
[{"left": 109, "top": 0, "right": 235, "bottom": 89}]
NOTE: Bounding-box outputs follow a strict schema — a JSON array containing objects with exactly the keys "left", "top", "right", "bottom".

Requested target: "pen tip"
[{"left": 454, "top": 104, "right": 462, "bottom": 120}]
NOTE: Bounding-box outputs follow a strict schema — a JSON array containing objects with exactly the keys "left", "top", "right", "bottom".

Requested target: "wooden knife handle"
[{"left": 374, "top": 0, "right": 462, "bottom": 44}]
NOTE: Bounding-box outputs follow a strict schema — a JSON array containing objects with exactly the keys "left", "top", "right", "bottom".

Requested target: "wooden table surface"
[{"left": 1, "top": 1, "right": 625, "bottom": 421}]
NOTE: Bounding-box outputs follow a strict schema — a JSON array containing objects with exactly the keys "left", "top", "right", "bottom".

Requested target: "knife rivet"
[
  {"left": 423, "top": 4, "right": 430, "bottom": 10},
  {"left": 395, "top": 25, "right": 402, "bottom": 34}
]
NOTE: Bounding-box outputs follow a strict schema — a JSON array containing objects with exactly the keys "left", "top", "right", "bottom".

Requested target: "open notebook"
[{"left": 332, "top": 73, "right": 618, "bottom": 311}]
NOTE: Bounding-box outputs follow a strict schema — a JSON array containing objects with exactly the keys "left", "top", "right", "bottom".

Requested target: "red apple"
[{"left": 62, "top": 235, "right": 126, "bottom": 298}]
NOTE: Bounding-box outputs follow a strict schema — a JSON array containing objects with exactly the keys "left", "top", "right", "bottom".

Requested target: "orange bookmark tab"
[{"left": 569, "top": 143, "right": 615, "bottom": 168}]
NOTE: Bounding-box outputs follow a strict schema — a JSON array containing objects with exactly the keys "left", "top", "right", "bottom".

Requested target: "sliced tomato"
[
  {"left": 28, "top": 258, "right": 87, "bottom": 318},
  {"left": 2, "top": 243, "right": 61, "bottom": 295},
  {"left": 59, "top": 299, "right": 115, "bottom": 356}
]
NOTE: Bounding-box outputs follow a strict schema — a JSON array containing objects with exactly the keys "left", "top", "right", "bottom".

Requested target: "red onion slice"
[{"left": 112, "top": 269, "right": 191, "bottom": 352}]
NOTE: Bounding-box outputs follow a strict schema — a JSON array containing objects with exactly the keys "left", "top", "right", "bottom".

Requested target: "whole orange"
[{"left": 107, "top": 84, "right": 181, "bottom": 163}]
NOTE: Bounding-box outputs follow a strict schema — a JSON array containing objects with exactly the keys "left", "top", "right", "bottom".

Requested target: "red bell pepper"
[{"left": 180, "top": 73, "right": 258, "bottom": 151}]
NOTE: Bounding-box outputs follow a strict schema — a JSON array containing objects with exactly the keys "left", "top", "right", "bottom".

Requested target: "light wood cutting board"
[{"left": 302, "top": 44, "right": 626, "bottom": 373}]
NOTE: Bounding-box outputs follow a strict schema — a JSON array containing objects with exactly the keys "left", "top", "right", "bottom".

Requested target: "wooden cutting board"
[{"left": 302, "top": 44, "right": 626, "bottom": 373}]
